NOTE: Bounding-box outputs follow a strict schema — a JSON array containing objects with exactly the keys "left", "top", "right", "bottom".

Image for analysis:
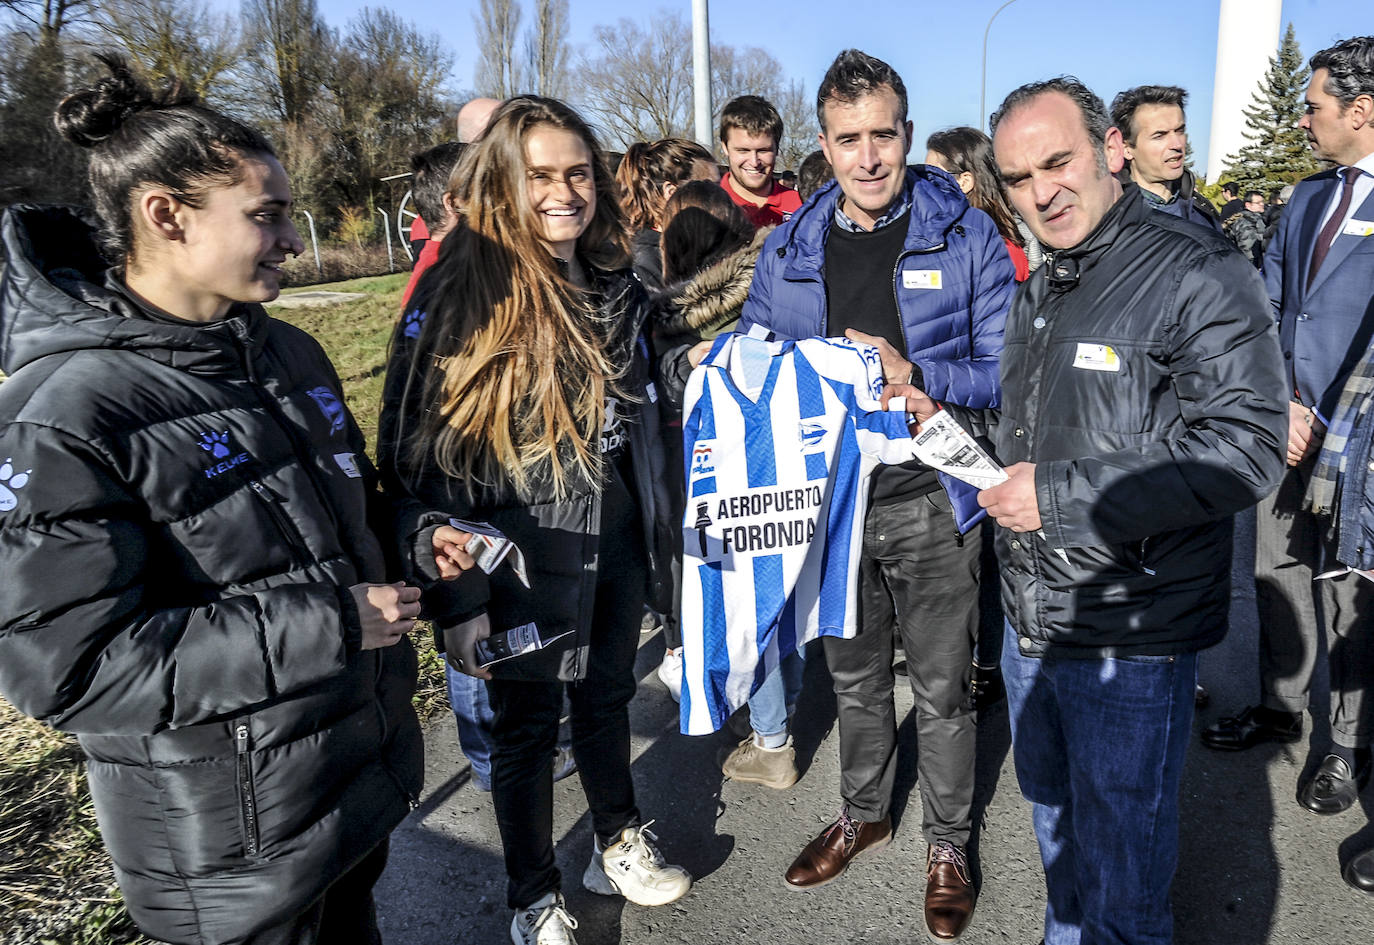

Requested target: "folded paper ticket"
[
  {"left": 475, "top": 622, "right": 576, "bottom": 668},
  {"left": 906, "top": 409, "right": 1010, "bottom": 490},
  {"left": 898, "top": 407, "right": 1069, "bottom": 563},
  {"left": 448, "top": 518, "right": 531, "bottom": 588}
]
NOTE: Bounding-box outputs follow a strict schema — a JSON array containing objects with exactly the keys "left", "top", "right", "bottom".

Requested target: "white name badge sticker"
[
  {"left": 333, "top": 452, "right": 362, "bottom": 478},
  {"left": 903, "top": 269, "right": 943, "bottom": 290},
  {"left": 1343, "top": 218, "right": 1374, "bottom": 237},
  {"left": 1073, "top": 343, "right": 1121, "bottom": 373}
]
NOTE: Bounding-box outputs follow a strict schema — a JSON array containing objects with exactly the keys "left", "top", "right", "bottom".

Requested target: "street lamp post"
[{"left": 980, "top": 0, "right": 1022, "bottom": 131}]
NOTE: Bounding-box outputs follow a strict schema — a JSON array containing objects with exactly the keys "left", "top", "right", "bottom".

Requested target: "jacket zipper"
[
  {"left": 249, "top": 478, "right": 308, "bottom": 570},
  {"left": 235, "top": 723, "right": 261, "bottom": 857}
]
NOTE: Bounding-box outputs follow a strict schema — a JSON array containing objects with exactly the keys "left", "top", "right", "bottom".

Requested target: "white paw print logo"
[
  {"left": 198, "top": 431, "right": 232, "bottom": 459},
  {"left": 0, "top": 458, "right": 31, "bottom": 512}
]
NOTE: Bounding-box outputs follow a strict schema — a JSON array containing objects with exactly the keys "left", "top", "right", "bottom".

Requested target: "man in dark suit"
[{"left": 1203, "top": 36, "right": 1374, "bottom": 817}]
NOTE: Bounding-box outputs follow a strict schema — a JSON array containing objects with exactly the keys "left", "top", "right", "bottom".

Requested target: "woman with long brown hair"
[
  {"left": 615, "top": 137, "right": 718, "bottom": 289},
  {"left": 378, "top": 96, "right": 690, "bottom": 945}
]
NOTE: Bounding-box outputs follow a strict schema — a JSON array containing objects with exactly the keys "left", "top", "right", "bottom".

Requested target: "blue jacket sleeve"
[{"left": 911, "top": 218, "right": 1014, "bottom": 410}]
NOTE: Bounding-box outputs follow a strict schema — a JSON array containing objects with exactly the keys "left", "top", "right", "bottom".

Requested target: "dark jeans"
[
  {"left": 822, "top": 490, "right": 979, "bottom": 845},
  {"left": 235, "top": 839, "right": 388, "bottom": 945},
  {"left": 1003, "top": 621, "right": 1196, "bottom": 945},
  {"left": 1256, "top": 462, "right": 1374, "bottom": 748},
  {"left": 487, "top": 561, "right": 646, "bottom": 909}
]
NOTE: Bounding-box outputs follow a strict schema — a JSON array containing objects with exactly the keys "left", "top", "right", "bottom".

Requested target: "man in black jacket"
[{"left": 930, "top": 78, "right": 1286, "bottom": 945}]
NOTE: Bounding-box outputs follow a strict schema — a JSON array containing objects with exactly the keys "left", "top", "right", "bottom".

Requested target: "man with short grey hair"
[{"left": 948, "top": 75, "right": 1286, "bottom": 944}]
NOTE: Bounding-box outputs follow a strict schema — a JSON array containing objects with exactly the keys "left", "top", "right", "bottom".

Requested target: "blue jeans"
[
  {"left": 447, "top": 664, "right": 496, "bottom": 790},
  {"left": 748, "top": 648, "right": 805, "bottom": 738},
  {"left": 1002, "top": 621, "right": 1196, "bottom": 945}
]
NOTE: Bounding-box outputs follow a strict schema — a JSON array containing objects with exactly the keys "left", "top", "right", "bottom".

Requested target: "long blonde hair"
[{"left": 402, "top": 96, "right": 633, "bottom": 502}]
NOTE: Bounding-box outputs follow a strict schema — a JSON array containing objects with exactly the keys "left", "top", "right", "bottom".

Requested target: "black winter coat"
[
  {"left": 970, "top": 189, "right": 1287, "bottom": 657},
  {"left": 0, "top": 206, "right": 423, "bottom": 944},
  {"left": 379, "top": 262, "right": 674, "bottom": 681}
]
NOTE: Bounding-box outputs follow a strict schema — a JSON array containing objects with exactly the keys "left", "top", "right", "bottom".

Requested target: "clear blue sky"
[{"left": 297, "top": 0, "right": 1366, "bottom": 171}]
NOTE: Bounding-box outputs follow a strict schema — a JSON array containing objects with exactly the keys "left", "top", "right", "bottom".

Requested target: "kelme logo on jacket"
[
  {"left": 198, "top": 431, "right": 251, "bottom": 479},
  {"left": 0, "top": 458, "right": 31, "bottom": 511},
  {"left": 306, "top": 386, "right": 346, "bottom": 435}
]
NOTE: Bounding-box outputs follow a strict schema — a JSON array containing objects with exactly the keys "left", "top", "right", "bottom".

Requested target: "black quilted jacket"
[{"left": 0, "top": 205, "right": 423, "bottom": 944}]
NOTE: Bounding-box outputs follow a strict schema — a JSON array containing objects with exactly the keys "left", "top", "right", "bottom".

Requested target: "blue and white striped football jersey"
[{"left": 679, "top": 332, "right": 918, "bottom": 735}]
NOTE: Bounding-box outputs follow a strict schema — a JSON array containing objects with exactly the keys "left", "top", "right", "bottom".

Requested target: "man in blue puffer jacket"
[{"left": 739, "top": 49, "right": 1014, "bottom": 942}]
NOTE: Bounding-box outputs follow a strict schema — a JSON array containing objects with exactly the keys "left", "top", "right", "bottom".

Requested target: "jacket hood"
[
  {"left": 779, "top": 165, "right": 971, "bottom": 279},
  {"left": 1, "top": 204, "right": 265, "bottom": 377},
  {"left": 656, "top": 226, "right": 772, "bottom": 337}
]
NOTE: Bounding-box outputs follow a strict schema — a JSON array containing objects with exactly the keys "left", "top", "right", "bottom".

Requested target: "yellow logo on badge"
[
  {"left": 903, "top": 269, "right": 943, "bottom": 290},
  {"left": 1073, "top": 343, "right": 1121, "bottom": 372}
]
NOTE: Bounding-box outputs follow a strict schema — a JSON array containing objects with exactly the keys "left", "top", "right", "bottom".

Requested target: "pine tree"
[{"left": 1223, "top": 22, "right": 1320, "bottom": 191}]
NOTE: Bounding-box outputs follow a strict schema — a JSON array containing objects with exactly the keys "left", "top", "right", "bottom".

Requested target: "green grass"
[{"left": 2, "top": 271, "right": 448, "bottom": 944}]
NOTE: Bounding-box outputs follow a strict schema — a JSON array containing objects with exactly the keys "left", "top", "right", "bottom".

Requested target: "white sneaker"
[
  {"left": 511, "top": 891, "right": 578, "bottom": 945},
  {"left": 582, "top": 821, "right": 691, "bottom": 906},
  {"left": 657, "top": 648, "right": 683, "bottom": 703}
]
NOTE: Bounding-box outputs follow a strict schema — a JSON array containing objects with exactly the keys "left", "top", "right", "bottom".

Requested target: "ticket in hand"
[
  {"left": 448, "top": 518, "right": 531, "bottom": 588},
  {"left": 474, "top": 621, "right": 575, "bottom": 668},
  {"left": 906, "top": 409, "right": 1009, "bottom": 490}
]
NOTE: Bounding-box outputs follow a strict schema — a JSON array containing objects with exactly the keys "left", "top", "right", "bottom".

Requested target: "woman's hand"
[
  {"left": 351, "top": 582, "right": 422, "bottom": 650},
  {"left": 686, "top": 339, "right": 714, "bottom": 369},
  {"left": 431, "top": 525, "right": 477, "bottom": 580},
  {"left": 443, "top": 613, "right": 493, "bottom": 680}
]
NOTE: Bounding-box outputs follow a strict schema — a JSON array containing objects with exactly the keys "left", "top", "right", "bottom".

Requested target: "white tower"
[{"left": 1206, "top": 0, "right": 1284, "bottom": 182}]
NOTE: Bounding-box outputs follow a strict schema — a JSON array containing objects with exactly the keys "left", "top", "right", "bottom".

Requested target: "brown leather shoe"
[
  {"left": 925, "top": 841, "right": 975, "bottom": 941},
  {"left": 784, "top": 807, "right": 892, "bottom": 889}
]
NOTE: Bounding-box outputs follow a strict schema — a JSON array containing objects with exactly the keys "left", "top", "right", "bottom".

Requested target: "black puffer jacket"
[
  {"left": 0, "top": 206, "right": 423, "bottom": 944},
  {"left": 379, "top": 262, "right": 674, "bottom": 681},
  {"left": 978, "top": 188, "right": 1286, "bottom": 657}
]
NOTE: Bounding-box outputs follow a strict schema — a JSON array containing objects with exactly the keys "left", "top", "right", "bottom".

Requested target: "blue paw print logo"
[
  {"left": 198, "top": 431, "right": 232, "bottom": 459},
  {"left": 0, "top": 457, "right": 32, "bottom": 512},
  {"left": 402, "top": 309, "right": 427, "bottom": 339}
]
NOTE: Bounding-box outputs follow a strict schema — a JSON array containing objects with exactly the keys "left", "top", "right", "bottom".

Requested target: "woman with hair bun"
[
  {"left": 615, "top": 137, "right": 719, "bottom": 289},
  {"left": 0, "top": 56, "right": 473, "bottom": 945}
]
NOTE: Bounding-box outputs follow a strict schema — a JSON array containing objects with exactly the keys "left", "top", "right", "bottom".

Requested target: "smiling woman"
[{"left": 378, "top": 95, "right": 691, "bottom": 944}]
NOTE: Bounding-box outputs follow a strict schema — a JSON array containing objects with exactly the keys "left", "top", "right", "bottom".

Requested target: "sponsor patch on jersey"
[
  {"left": 902, "top": 269, "right": 943, "bottom": 290},
  {"left": 691, "top": 443, "right": 715, "bottom": 477},
  {"left": 334, "top": 452, "right": 362, "bottom": 478},
  {"left": 1072, "top": 343, "right": 1121, "bottom": 373},
  {"left": 1344, "top": 218, "right": 1374, "bottom": 237}
]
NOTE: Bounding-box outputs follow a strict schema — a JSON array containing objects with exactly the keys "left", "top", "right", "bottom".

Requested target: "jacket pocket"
[
  {"left": 249, "top": 478, "right": 307, "bottom": 569},
  {"left": 234, "top": 722, "right": 261, "bottom": 858}
]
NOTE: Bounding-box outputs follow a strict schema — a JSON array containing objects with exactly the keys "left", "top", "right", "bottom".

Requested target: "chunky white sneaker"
[
  {"left": 511, "top": 891, "right": 578, "bottom": 945},
  {"left": 582, "top": 821, "right": 691, "bottom": 906},
  {"left": 656, "top": 648, "right": 683, "bottom": 703}
]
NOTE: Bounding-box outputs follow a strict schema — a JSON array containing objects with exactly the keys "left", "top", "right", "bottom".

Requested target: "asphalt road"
[{"left": 376, "top": 510, "right": 1374, "bottom": 944}]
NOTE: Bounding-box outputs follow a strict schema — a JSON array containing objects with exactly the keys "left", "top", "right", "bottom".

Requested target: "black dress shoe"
[
  {"left": 1200, "top": 705, "right": 1301, "bottom": 751},
  {"left": 1299, "top": 753, "right": 1370, "bottom": 815},
  {"left": 1344, "top": 844, "right": 1374, "bottom": 893}
]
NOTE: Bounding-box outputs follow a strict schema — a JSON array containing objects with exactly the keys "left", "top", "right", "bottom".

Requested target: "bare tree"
[
  {"left": 241, "top": 0, "right": 330, "bottom": 125},
  {"left": 473, "top": 0, "right": 521, "bottom": 98},
  {"left": 576, "top": 14, "right": 693, "bottom": 146},
  {"left": 775, "top": 77, "right": 819, "bottom": 172},
  {"left": 0, "top": 0, "right": 92, "bottom": 41},
  {"left": 522, "top": 0, "right": 567, "bottom": 98},
  {"left": 94, "top": 0, "right": 240, "bottom": 102}
]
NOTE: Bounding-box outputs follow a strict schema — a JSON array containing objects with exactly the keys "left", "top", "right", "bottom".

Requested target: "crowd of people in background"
[{"left": 0, "top": 29, "right": 1373, "bottom": 945}]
